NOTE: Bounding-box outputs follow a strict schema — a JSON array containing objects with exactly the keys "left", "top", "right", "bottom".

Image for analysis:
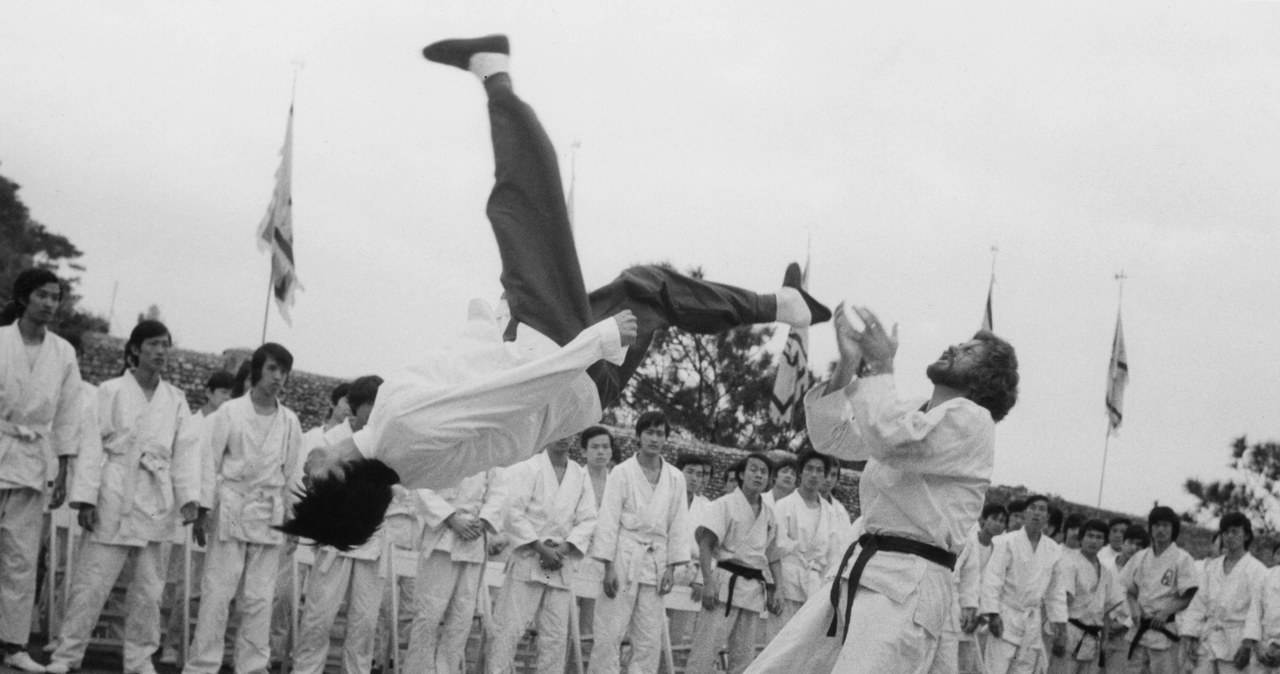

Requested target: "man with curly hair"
[{"left": 747, "top": 304, "right": 1020, "bottom": 674}]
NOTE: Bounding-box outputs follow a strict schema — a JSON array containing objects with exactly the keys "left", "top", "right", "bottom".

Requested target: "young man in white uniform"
[
  {"left": 688, "top": 453, "right": 783, "bottom": 674},
  {"left": 46, "top": 321, "right": 202, "bottom": 674},
  {"left": 670, "top": 453, "right": 713, "bottom": 641},
  {"left": 769, "top": 451, "right": 838, "bottom": 640},
  {"left": 1119, "top": 506, "right": 1199, "bottom": 674},
  {"left": 484, "top": 435, "right": 598, "bottom": 673},
  {"left": 949, "top": 504, "right": 1007, "bottom": 674},
  {"left": 588, "top": 411, "right": 692, "bottom": 674},
  {"left": 761, "top": 456, "right": 795, "bottom": 511},
  {"left": 1055, "top": 519, "right": 1128, "bottom": 674},
  {"left": 980, "top": 494, "right": 1068, "bottom": 673},
  {"left": 1182, "top": 512, "right": 1266, "bottom": 673},
  {"left": 182, "top": 343, "right": 303, "bottom": 674},
  {"left": 0, "top": 269, "right": 82, "bottom": 673},
  {"left": 746, "top": 303, "right": 1020, "bottom": 674},
  {"left": 1245, "top": 546, "right": 1280, "bottom": 672}
]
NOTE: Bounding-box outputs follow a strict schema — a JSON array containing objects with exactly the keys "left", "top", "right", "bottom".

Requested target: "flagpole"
[
  {"left": 1097, "top": 271, "right": 1127, "bottom": 507},
  {"left": 261, "top": 276, "right": 272, "bottom": 345}
]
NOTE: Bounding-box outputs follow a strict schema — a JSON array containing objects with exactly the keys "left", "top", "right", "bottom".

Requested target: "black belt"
[
  {"left": 716, "top": 560, "right": 766, "bottom": 617},
  {"left": 1128, "top": 617, "right": 1180, "bottom": 659},
  {"left": 1069, "top": 618, "right": 1106, "bottom": 668},
  {"left": 827, "top": 533, "right": 957, "bottom": 642}
]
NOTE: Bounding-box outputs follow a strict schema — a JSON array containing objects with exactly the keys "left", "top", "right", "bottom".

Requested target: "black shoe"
[
  {"left": 782, "top": 262, "right": 832, "bottom": 324},
  {"left": 422, "top": 34, "right": 509, "bottom": 70}
]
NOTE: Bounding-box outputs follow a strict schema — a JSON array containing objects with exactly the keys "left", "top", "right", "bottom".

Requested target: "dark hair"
[
  {"left": 981, "top": 503, "right": 1009, "bottom": 521},
  {"left": 1124, "top": 524, "right": 1150, "bottom": 547},
  {"left": 773, "top": 456, "right": 798, "bottom": 475},
  {"left": 1007, "top": 499, "right": 1026, "bottom": 514},
  {"left": 1063, "top": 513, "right": 1087, "bottom": 537},
  {"left": 206, "top": 370, "right": 236, "bottom": 392},
  {"left": 232, "top": 361, "right": 252, "bottom": 398},
  {"left": 795, "top": 450, "right": 834, "bottom": 476},
  {"left": 966, "top": 330, "right": 1019, "bottom": 422},
  {"left": 579, "top": 426, "right": 621, "bottom": 464},
  {"left": 733, "top": 453, "right": 775, "bottom": 488},
  {"left": 1107, "top": 517, "right": 1131, "bottom": 532},
  {"left": 1147, "top": 506, "right": 1181, "bottom": 541},
  {"left": 1081, "top": 518, "right": 1110, "bottom": 540},
  {"left": 123, "top": 320, "right": 171, "bottom": 373},
  {"left": 1047, "top": 504, "right": 1064, "bottom": 535},
  {"left": 250, "top": 343, "right": 294, "bottom": 386},
  {"left": 1, "top": 268, "right": 62, "bottom": 325},
  {"left": 278, "top": 458, "right": 400, "bottom": 551},
  {"left": 635, "top": 410, "right": 670, "bottom": 438},
  {"left": 329, "top": 382, "right": 352, "bottom": 407},
  {"left": 675, "top": 453, "right": 712, "bottom": 471},
  {"left": 1220, "top": 512, "right": 1254, "bottom": 548},
  {"left": 1023, "top": 494, "right": 1049, "bottom": 510},
  {"left": 345, "top": 375, "right": 383, "bottom": 413}
]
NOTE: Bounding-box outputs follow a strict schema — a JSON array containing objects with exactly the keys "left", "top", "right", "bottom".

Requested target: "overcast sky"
[{"left": 3, "top": 0, "right": 1278, "bottom": 518}]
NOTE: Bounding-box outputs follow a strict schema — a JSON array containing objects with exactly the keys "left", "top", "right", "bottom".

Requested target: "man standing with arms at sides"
[
  {"left": 1052, "top": 519, "right": 1128, "bottom": 674},
  {"left": 575, "top": 426, "right": 618, "bottom": 635},
  {"left": 981, "top": 494, "right": 1068, "bottom": 674},
  {"left": 768, "top": 451, "right": 837, "bottom": 641},
  {"left": 687, "top": 453, "right": 783, "bottom": 674},
  {"left": 747, "top": 303, "right": 1020, "bottom": 674},
  {"left": 1245, "top": 540, "right": 1280, "bottom": 672},
  {"left": 951, "top": 504, "right": 1008, "bottom": 674},
  {"left": 0, "top": 269, "right": 81, "bottom": 674},
  {"left": 588, "top": 411, "right": 692, "bottom": 674},
  {"left": 1120, "top": 506, "right": 1198, "bottom": 674},
  {"left": 47, "top": 321, "right": 203, "bottom": 674},
  {"left": 671, "top": 453, "right": 713, "bottom": 640},
  {"left": 183, "top": 343, "right": 303, "bottom": 674},
  {"left": 762, "top": 456, "right": 796, "bottom": 511},
  {"left": 1182, "top": 513, "right": 1266, "bottom": 674},
  {"left": 484, "top": 432, "right": 598, "bottom": 674}
]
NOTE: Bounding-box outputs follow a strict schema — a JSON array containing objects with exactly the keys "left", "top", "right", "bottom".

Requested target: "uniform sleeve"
[
  {"left": 956, "top": 539, "right": 980, "bottom": 610},
  {"left": 666, "top": 472, "right": 691, "bottom": 568},
  {"left": 590, "top": 467, "right": 624, "bottom": 564},
  {"left": 565, "top": 472, "right": 598, "bottom": 558},
  {"left": 771, "top": 498, "right": 798, "bottom": 559},
  {"left": 202, "top": 406, "right": 231, "bottom": 510},
  {"left": 68, "top": 385, "right": 107, "bottom": 506},
  {"left": 51, "top": 352, "right": 84, "bottom": 457},
  {"left": 479, "top": 467, "right": 507, "bottom": 531},
  {"left": 499, "top": 463, "right": 540, "bottom": 549},
  {"left": 1177, "top": 551, "right": 1200, "bottom": 594},
  {"left": 980, "top": 537, "right": 1009, "bottom": 615},
  {"left": 765, "top": 507, "right": 783, "bottom": 565},
  {"left": 803, "top": 383, "right": 871, "bottom": 461},
  {"left": 850, "top": 376, "right": 992, "bottom": 477},
  {"left": 170, "top": 398, "right": 203, "bottom": 507},
  {"left": 417, "top": 488, "right": 458, "bottom": 530},
  {"left": 1044, "top": 550, "right": 1069, "bottom": 624}
]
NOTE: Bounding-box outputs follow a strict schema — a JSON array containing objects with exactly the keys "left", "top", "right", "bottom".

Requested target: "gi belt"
[
  {"left": 1069, "top": 618, "right": 1106, "bottom": 668},
  {"left": 1127, "top": 616, "right": 1180, "bottom": 659},
  {"left": 827, "top": 533, "right": 957, "bottom": 642},
  {"left": 716, "top": 560, "right": 766, "bottom": 617}
]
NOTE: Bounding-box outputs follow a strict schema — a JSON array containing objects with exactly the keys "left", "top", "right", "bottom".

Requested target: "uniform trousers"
[
  {"left": 687, "top": 605, "right": 762, "bottom": 674},
  {"left": 0, "top": 488, "right": 44, "bottom": 646},
  {"left": 587, "top": 582, "right": 664, "bottom": 674},
  {"left": 404, "top": 550, "right": 483, "bottom": 674},
  {"left": 292, "top": 555, "right": 383, "bottom": 674},
  {"left": 182, "top": 538, "right": 281, "bottom": 674},
  {"left": 484, "top": 578, "right": 572, "bottom": 674}
]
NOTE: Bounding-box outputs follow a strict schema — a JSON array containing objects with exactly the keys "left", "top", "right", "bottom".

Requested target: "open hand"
[{"left": 847, "top": 306, "right": 898, "bottom": 372}]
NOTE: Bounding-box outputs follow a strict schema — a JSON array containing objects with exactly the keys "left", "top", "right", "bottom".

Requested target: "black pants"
[{"left": 483, "top": 76, "right": 778, "bottom": 408}]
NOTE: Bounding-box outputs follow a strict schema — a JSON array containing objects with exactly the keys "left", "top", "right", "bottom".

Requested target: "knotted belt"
[
  {"left": 1069, "top": 618, "right": 1107, "bottom": 668},
  {"left": 1128, "top": 616, "right": 1181, "bottom": 659},
  {"left": 827, "top": 533, "right": 957, "bottom": 642},
  {"left": 716, "top": 560, "right": 766, "bottom": 616}
]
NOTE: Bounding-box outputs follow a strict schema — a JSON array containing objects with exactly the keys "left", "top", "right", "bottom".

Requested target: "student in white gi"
[
  {"left": 1246, "top": 548, "right": 1280, "bottom": 672},
  {"left": 950, "top": 503, "right": 1007, "bottom": 674},
  {"left": 46, "top": 321, "right": 202, "bottom": 674},
  {"left": 1182, "top": 512, "right": 1266, "bottom": 673},
  {"left": 0, "top": 269, "right": 82, "bottom": 673},
  {"left": 182, "top": 343, "right": 303, "bottom": 674},
  {"left": 768, "top": 451, "right": 837, "bottom": 640},
  {"left": 818, "top": 469, "right": 853, "bottom": 543},
  {"left": 588, "top": 411, "right": 692, "bottom": 674},
  {"left": 670, "top": 453, "right": 713, "bottom": 641},
  {"left": 688, "top": 454, "right": 782, "bottom": 674},
  {"left": 1054, "top": 519, "right": 1129, "bottom": 674},
  {"left": 1119, "top": 506, "right": 1199, "bottom": 674},
  {"left": 1047, "top": 513, "right": 1088, "bottom": 674},
  {"left": 404, "top": 465, "right": 506, "bottom": 673},
  {"left": 1098, "top": 518, "right": 1130, "bottom": 573},
  {"left": 981, "top": 494, "right": 1068, "bottom": 673},
  {"left": 575, "top": 426, "right": 618, "bottom": 638},
  {"left": 761, "top": 455, "right": 795, "bottom": 511},
  {"left": 484, "top": 435, "right": 598, "bottom": 673},
  {"left": 291, "top": 376, "right": 395, "bottom": 674},
  {"left": 1006, "top": 500, "right": 1026, "bottom": 535},
  {"left": 748, "top": 303, "right": 1021, "bottom": 674}
]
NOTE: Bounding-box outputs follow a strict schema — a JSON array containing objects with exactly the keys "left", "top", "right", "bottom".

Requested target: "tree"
[
  {"left": 0, "top": 169, "right": 108, "bottom": 334},
  {"left": 1185, "top": 436, "right": 1280, "bottom": 534},
  {"left": 613, "top": 266, "right": 819, "bottom": 452}
]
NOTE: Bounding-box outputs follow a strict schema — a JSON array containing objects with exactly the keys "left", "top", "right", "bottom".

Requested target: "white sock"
[
  {"left": 469, "top": 53, "right": 509, "bottom": 81},
  {"left": 775, "top": 287, "right": 811, "bottom": 328}
]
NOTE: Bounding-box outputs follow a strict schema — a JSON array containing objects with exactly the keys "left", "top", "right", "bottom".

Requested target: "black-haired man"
[
  {"left": 1119, "top": 506, "right": 1198, "bottom": 674},
  {"left": 1183, "top": 512, "right": 1265, "bottom": 673}
]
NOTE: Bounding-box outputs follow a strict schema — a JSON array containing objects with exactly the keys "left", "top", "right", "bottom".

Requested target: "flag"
[
  {"left": 1106, "top": 311, "right": 1128, "bottom": 434},
  {"left": 980, "top": 276, "right": 994, "bottom": 332},
  {"left": 257, "top": 105, "right": 302, "bottom": 324},
  {"left": 769, "top": 261, "right": 813, "bottom": 426}
]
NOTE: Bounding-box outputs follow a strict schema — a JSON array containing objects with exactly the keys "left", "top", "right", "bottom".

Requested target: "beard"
[{"left": 926, "top": 360, "right": 971, "bottom": 390}]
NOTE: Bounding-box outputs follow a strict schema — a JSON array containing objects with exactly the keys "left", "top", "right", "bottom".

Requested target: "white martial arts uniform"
[
  {"left": 687, "top": 488, "right": 780, "bottom": 674},
  {"left": 747, "top": 374, "right": 995, "bottom": 674},
  {"left": 672, "top": 493, "right": 710, "bottom": 587},
  {"left": 1119, "top": 544, "right": 1199, "bottom": 674},
  {"left": 981, "top": 529, "right": 1068, "bottom": 673},
  {"left": 942, "top": 528, "right": 986, "bottom": 674},
  {"left": 352, "top": 307, "right": 625, "bottom": 490},
  {"left": 0, "top": 325, "right": 82, "bottom": 648},
  {"left": 1245, "top": 565, "right": 1280, "bottom": 673},
  {"left": 50, "top": 375, "right": 202, "bottom": 673},
  {"left": 485, "top": 451, "right": 597, "bottom": 674},
  {"left": 769, "top": 490, "right": 836, "bottom": 638},
  {"left": 405, "top": 468, "right": 505, "bottom": 674},
  {"left": 1056, "top": 549, "right": 1126, "bottom": 674},
  {"left": 587, "top": 456, "right": 692, "bottom": 674},
  {"left": 160, "top": 409, "right": 218, "bottom": 659},
  {"left": 1182, "top": 552, "right": 1266, "bottom": 674},
  {"left": 183, "top": 396, "right": 302, "bottom": 674}
]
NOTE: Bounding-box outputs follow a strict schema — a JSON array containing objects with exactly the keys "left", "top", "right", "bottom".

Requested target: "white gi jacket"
[
  {"left": 417, "top": 468, "right": 506, "bottom": 565},
  {"left": 1120, "top": 543, "right": 1199, "bottom": 650},
  {"left": 0, "top": 325, "right": 82, "bottom": 490},
  {"left": 699, "top": 488, "right": 780, "bottom": 614},
  {"left": 352, "top": 307, "right": 625, "bottom": 490},
  {"left": 203, "top": 396, "right": 302, "bottom": 545},
  {"left": 773, "top": 491, "right": 836, "bottom": 604},
  {"left": 805, "top": 374, "right": 994, "bottom": 636},
  {"left": 980, "top": 530, "right": 1067, "bottom": 649},
  {"left": 1245, "top": 565, "right": 1280, "bottom": 653},
  {"left": 500, "top": 451, "right": 597, "bottom": 590},
  {"left": 1058, "top": 549, "right": 1126, "bottom": 661},
  {"left": 590, "top": 456, "right": 691, "bottom": 590},
  {"left": 70, "top": 375, "right": 202, "bottom": 545},
  {"left": 1183, "top": 552, "right": 1267, "bottom": 661}
]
